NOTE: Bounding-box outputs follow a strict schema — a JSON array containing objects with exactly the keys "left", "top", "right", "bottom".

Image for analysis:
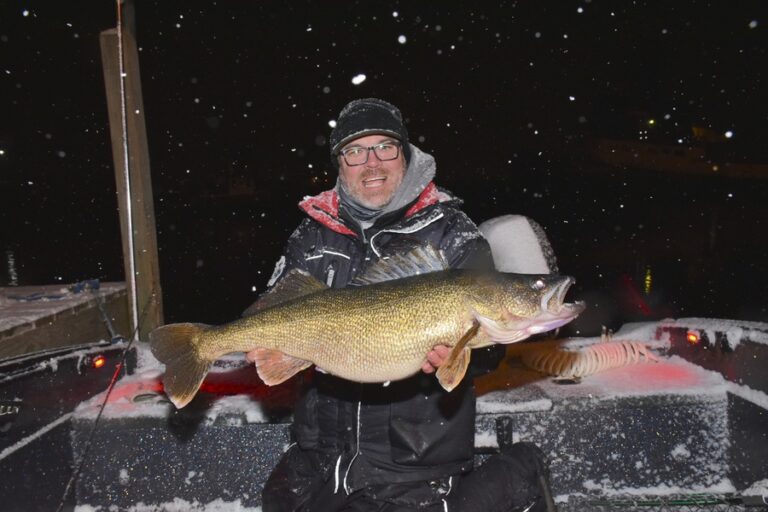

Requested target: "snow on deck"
[{"left": 0, "top": 282, "right": 126, "bottom": 335}]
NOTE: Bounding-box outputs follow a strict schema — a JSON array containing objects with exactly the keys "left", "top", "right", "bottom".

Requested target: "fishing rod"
[{"left": 115, "top": 0, "right": 141, "bottom": 343}]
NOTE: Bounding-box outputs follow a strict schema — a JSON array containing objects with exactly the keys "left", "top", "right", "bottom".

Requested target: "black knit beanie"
[{"left": 329, "top": 98, "right": 411, "bottom": 168}]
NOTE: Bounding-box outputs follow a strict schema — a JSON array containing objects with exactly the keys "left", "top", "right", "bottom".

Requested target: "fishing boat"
[{"left": 2, "top": 217, "right": 766, "bottom": 511}]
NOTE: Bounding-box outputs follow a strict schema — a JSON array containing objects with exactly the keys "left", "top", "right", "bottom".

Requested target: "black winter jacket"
[{"left": 267, "top": 182, "right": 504, "bottom": 493}]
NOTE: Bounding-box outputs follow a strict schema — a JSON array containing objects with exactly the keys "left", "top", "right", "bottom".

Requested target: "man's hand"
[{"left": 421, "top": 345, "right": 451, "bottom": 374}]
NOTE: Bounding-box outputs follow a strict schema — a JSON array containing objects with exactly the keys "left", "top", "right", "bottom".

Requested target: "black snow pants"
[{"left": 261, "top": 442, "right": 552, "bottom": 512}]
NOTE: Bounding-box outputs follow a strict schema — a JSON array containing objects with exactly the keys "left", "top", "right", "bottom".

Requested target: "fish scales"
[{"left": 204, "top": 271, "right": 475, "bottom": 382}]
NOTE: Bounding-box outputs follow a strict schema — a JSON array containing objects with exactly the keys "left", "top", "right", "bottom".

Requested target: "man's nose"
[{"left": 366, "top": 150, "right": 383, "bottom": 166}]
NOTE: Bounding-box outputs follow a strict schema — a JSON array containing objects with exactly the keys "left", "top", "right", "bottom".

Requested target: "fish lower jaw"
[{"left": 527, "top": 304, "right": 585, "bottom": 333}]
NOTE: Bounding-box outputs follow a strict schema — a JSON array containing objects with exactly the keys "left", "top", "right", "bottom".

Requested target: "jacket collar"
[{"left": 298, "top": 181, "right": 453, "bottom": 237}]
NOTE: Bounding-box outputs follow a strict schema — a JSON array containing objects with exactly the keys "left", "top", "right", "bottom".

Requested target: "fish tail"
[{"left": 149, "top": 322, "right": 213, "bottom": 409}]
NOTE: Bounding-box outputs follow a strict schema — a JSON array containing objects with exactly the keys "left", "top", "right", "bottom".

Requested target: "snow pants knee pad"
[
  {"left": 500, "top": 442, "right": 550, "bottom": 483},
  {"left": 446, "top": 442, "right": 550, "bottom": 512},
  {"left": 262, "top": 445, "right": 330, "bottom": 512}
]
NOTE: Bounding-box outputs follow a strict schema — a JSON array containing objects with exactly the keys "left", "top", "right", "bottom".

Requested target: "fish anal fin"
[
  {"left": 243, "top": 270, "right": 328, "bottom": 316},
  {"left": 436, "top": 320, "right": 479, "bottom": 392},
  {"left": 250, "top": 348, "right": 312, "bottom": 386}
]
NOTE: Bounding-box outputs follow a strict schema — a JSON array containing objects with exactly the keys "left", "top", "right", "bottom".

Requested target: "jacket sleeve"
[
  {"left": 438, "top": 210, "right": 495, "bottom": 271},
  {"left": 242, "top": 219, "right": 316, "bottom": 316},
  {"left": 438, "top": 209, "right": 506, "bottom": 376}
]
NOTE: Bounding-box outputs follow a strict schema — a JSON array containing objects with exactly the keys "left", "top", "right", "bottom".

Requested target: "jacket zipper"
[
  {"left": 368, "top": 211, "right": 445, "bottom": 257},
  {"left": 342, "top": 400, "right": 362, "bottom": 494}
]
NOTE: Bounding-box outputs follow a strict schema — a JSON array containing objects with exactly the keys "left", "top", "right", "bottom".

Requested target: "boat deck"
[{"left": 0, "top": 281, "right": 129, "bottom": 359}]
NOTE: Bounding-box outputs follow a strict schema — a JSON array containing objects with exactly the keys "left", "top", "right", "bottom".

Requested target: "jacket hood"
[{"left": 299, "top": 145, "right": 456, "bottom": 237}]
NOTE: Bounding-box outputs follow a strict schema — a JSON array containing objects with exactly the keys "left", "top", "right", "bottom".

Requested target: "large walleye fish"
[{"left": 150, "top": 246, "right": 585, "bottom": 408}]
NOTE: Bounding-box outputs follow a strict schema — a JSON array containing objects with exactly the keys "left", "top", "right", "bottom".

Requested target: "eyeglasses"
[{"left": 338, "top": 142, "right": 401, "bottom": 166}]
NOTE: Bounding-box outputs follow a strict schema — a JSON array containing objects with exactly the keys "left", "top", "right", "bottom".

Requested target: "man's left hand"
[{"left": 421, "top": 345, "right": 451, "bottom": 373}]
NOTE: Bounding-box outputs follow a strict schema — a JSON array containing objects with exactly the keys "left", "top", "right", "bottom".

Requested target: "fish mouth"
[{"left": 528, "top": 277, "right": 585, "bottom": 334}]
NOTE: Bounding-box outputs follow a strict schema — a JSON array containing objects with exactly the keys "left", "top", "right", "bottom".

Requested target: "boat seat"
[{"left": 478, "top": 215, "right": 558, "bottom": 274}]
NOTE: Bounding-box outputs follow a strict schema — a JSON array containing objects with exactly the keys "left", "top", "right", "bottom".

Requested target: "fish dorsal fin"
[
  {"left": 242, "top": 269, "right": 328, "bottom": 316},
  {"left": 352, "top": 244, "right": 450, "bottom": 286}
]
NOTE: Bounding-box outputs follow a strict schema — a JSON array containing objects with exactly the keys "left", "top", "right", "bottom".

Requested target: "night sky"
[{"left": 1, "top": 1, "right": 766, "bottom": 332}]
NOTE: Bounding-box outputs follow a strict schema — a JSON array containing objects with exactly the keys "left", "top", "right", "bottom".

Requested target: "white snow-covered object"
[{"left": 479, "top": 215, "right": 557, "bottom": 274}]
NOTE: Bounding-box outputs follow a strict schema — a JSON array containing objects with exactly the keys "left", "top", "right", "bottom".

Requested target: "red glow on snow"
[{"left": 587, "top": 360, "right": 709, "bottom": 393}]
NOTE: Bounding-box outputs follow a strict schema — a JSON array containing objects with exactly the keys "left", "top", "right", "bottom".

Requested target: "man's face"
[{"left": 338, "top": 134, "right": 406, "bottom": 209}]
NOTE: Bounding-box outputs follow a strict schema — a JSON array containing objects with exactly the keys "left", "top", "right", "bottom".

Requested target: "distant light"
[
  {"left": 724, "top": 130, "right": 733, "bottom": 138},
  {"left": 398, "top": 35, "right": 407, "bottom": 44},
  {"left": 92, "top": 355, "right": 107, "bottom": 369},
  {"left": 569, "top": 95, "right": 575, "bottom": 101},
  {"left": 22, "top": 9, "right": 29, "bottom": 17},
  {"left": 328, "top": 120, "right": 337, "bottom": 128},
  {"left": 749, "top": 20, "right": 758, "bottom": 29},
  {"left": 0, "top": 149, "right": 5, "bottom": 156},
  {"left": 251, "top": 285, "right": 257, "bottom": 292},
  {"left": 644, "top": 266, "right": 652, "bottom": 295},
  {"left": 648, "top": 119, "right": 656, "bottom": 126},
  {"left": 686, "top": 331, "right": 700, "bottom": 345},
  {"left": 577, "top": 7, "right": 584, "bottom": 13},
  {"left": 392, "top": 11, "right": 399, "bottom": 18},
  {"left": 306, "top": 26, "right": 312, "bottom": 32},
  {"left": 351, "top": 74, "right": 366, "bottom": 85}
]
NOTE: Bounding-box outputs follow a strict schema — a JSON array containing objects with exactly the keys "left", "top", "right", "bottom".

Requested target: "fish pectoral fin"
[
  {"left": 474, "top": 312, "right": 531, "bottom": 345},
  {"left": 436, "top": 320, "right": 479, "bottom": 392},
  {"left": 249, "top": 348, "right": 312, "bottom": 386}
]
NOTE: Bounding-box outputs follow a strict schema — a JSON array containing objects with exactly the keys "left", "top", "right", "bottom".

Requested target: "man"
[{"left": 253, "top": 98, "right": 550, "bottom": 511}]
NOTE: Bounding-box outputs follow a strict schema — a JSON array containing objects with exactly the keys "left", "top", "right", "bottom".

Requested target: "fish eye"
[{"left": 532, "top": 279, "right": 546, "bottom": 290}]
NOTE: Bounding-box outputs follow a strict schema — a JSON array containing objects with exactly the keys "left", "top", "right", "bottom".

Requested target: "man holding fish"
[
  {"left": 251, "top": 99, "right": 560, "bottom": 511},
  {"left": 151, "top": 98, "right": 583, "bottom": 510}
]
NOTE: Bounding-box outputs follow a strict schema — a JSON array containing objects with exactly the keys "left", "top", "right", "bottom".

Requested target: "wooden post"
[{"left": 99, "top": 1, "right": 163, "bottom": 341}]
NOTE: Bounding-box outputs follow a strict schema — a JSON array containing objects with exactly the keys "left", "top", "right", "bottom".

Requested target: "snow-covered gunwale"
[{"left": 45, "top": 317, "right": 766, "bottom": 511}]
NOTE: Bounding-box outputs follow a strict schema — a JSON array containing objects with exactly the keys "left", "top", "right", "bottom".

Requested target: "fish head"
[{"left": 473, "top": 273, "right": 585, "bottom": 343}]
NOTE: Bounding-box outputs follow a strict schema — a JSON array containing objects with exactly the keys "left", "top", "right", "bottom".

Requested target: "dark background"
[{"left": 2, "top": 1, "right": 766, "bottom": 335}]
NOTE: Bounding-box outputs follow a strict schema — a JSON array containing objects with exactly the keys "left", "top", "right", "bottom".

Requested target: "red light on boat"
[
  {"left": 686, "top": 331, "right": 700, "bottom": 345},
  {"left": 92, "top": 355, "right": 107, "bottom": 369}
]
